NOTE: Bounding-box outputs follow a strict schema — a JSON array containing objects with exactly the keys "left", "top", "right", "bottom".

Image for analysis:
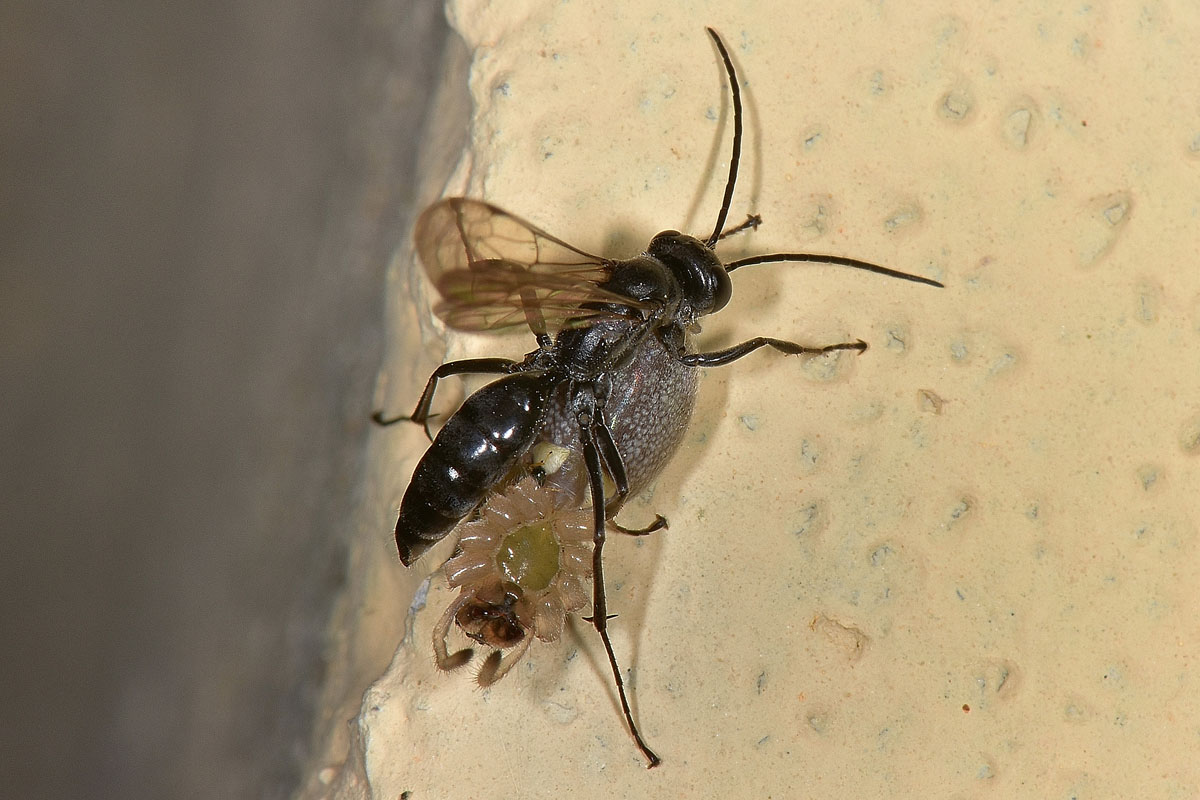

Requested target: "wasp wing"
[{"left": 414, "top": 197, "right": 651, "bottom": 334}]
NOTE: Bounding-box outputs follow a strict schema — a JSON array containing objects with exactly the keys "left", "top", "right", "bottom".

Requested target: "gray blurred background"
[{"left": 0, "top": 1, "right": 450, "bottom": 796}]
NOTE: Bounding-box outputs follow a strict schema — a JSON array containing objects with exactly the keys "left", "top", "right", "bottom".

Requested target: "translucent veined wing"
[{"left": 414, "top": 198, "right": 652, "bottom": 334}]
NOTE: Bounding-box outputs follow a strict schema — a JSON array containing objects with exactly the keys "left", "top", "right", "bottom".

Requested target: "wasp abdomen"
[{"left": 396, "top": 373, "right": 554, "bottom": 565}]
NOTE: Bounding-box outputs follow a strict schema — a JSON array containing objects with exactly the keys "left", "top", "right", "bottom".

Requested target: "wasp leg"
[
  {"left": 575, "top": 391, "right": 661, "bottom": 768},
  {"left": 595, "top": 406, "right": 632, "bottom": 513},
  {"left": 593, "top": 394, "right": 669, "bottom": 540},
  {"left": 371, "top": 357, "right": 518, "bottom": 440},
  {"left": 715, "top": 213, "right": 761, "bottom": 241},
  {"left": 677, "top": 336, "right": 867, "bottom": 368},
  {"left": 609, "top": 516, "right": 668, "bottom": 536}
]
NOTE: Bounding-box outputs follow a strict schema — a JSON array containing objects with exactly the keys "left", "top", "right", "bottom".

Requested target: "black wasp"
[{"left": 375, "top": 27, "right": 943, "bottom": 767}]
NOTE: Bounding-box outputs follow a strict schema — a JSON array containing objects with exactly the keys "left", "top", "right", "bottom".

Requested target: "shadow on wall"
[{"left": 0, "top": 1, "right": 449, "bottom": 797}]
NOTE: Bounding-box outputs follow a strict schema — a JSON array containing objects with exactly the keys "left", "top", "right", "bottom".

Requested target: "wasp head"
[{"left": 648, "top": 230, "right": 732, "bottom": 318}]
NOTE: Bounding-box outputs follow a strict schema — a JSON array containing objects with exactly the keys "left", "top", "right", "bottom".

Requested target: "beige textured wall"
[{"left": 323, "top": 1, "right": 1200, "bottom": 796}]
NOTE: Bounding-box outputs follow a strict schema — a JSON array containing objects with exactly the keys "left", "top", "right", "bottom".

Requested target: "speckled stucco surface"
[{"left": 315, "top": 1, "right": 1200, "bottom": 797}]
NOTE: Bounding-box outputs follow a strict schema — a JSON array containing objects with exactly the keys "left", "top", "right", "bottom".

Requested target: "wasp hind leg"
[
  {"left": 678, "top": 336, "right": 867, "bottom": 368},
  {"left": 609, "top": 516, "right": 667, "bottom": 536},
  {"left": 593, "top": 408, "right": 670, "bottom": 538},
  {"left": 372, "top": 357, "right": 518, "bottom": 440},
  {"left": 575, "top": 393, "right": 662, "bottom": 768}
]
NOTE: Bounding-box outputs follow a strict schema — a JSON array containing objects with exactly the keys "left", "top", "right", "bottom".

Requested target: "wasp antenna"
[
  {"left": 724, "top": 252, "right": 945, "bottom": 287},
  {"left": 705, "top": 27, "right": 742, "bottom": 249}
]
